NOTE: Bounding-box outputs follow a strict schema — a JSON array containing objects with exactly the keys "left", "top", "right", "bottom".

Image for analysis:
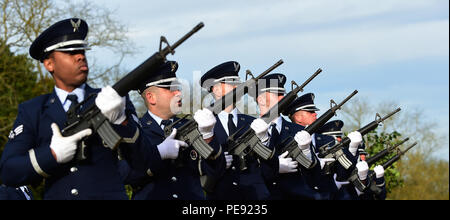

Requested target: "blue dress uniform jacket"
[
  {"left": 126, "top": 112, "right": 225, "bottom": 200},
  {"left": 307, "top": 133, "right": 340, "bottom": 200},
  {"left": 262, "top": 118, "right": 321, "bottom": 200},
  {"left": 206, "top": 113, "right": 270, "bottom": 200},
  {"left": 0, "top": 85, "right": 155, "bottom": 200}
]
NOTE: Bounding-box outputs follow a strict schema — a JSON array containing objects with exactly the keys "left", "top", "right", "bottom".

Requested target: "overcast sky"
[{"left": 84, "top": 0, "right": 448, "bottom": 160}]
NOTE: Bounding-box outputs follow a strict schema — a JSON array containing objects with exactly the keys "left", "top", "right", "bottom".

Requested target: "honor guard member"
[
  {"left": 250, "top": 73, "right": 320, "bottom": 200},
  {"left": 0, "top": 18, "right": 156, "bottom": 199},
  {"left": 285, "top": 94, "right": 342, "bottom": 168},
  {"left": 0, "top": 185, "right": 33, "bottom": 200},
  {"left": 316, "top": 120, "right": 354, "bottom": 199},
  {"left": 199, "top": 61, "right": 270, "bottom": 200},
  {"left": 284, "top": 93, "right": 339, "bottom": 199},
  {"left": 286, "top": 94, "right": 364, "bottom": 199},
  {"left": 287, "top": 93, "right": 363, "bottom": 175},
  {"left": 127, "top": 60, "right": 225, "bottom": 200}
]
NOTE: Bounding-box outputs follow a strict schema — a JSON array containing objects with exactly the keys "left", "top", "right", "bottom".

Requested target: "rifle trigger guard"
[{"left": 159, "top": 36, "right": 174, "bottom": 56}]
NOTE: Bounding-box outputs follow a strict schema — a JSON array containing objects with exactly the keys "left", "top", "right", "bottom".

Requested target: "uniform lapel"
[
  {"left": 236, "top": 114, "right": 250, "bottom": 131},
  {"left": 140, "top": 112, "right": 165, "bottom": 138},
  {"left": 43, "top": 90, "right": 67, "bottom": 128},
  {"left": 80, "top": 84, "right": 100, "bottom": 113},
  {"left": 280, "top": 118, "right": 296, "bottom": 143}
]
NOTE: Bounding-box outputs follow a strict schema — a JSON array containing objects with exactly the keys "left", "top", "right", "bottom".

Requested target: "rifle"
[
  {"left": 227, "top": 68, "right": 323, "bottom": 171},
  {"left": 279, "top": 90, "right": 358, "bottom": 169},
  {"left": 163, "top": 60, "right": 284, "bottom": 161},
  {"left": 62, "top": 22, "right": 205, "bottom": 161},
  {"left": 348, "top": 142, "right": 417, "bottom": 193},
  {"left": 318, "top": 107, "right": 402, "bottom": 169},
  {"left": 382, "top": 142, "right": 417, "bottom": 169},
  {"left": 365, "top": 137, "right": 410, "bottom": 166}
]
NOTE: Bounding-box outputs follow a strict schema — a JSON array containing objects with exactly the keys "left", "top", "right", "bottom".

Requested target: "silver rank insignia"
[
  {"left": 278, "top": 75, "right": 285, "bottom": 83},
  {"left": 190, "top": 150, "right": 198, "bottom": 160},
  {"left": 70, "top": 19, "right": 81, "bottom": 32},
  {"left": 8, "top": 125, "right": 24, "bottom": 140}
]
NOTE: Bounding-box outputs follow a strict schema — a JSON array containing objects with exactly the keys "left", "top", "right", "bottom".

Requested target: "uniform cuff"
[{"left": 29, "top": 146, "right": 58, "bottom": 178}]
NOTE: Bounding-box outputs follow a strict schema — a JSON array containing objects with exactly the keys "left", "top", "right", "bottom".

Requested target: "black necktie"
[
  {"left": 269, "top": 123, "right": 280, "bottom": 149},
  {"left": 161, "top": 119, "right": 172, "bottom": 129},
  {"left": 66, "top": 94, "right": 79, "bottom": 113},
  {"left": 228, "top": 114, "right": 237, "bottom": 136}
]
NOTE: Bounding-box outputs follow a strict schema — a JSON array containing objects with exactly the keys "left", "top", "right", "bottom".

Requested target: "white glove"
[
  {"left": 193, "top": 108, "right": 216, "bottom": 139},
  {"left": 374, "top": 165, "right": 385, "bottom": 179},
  {"left": 278, "top": 151, "right": 298, "bottom": 173},
  {"left": 157, "top": 129, "right": 188, "bottom": 160},
  {"left": 348, "top": 131, "right": 362, "bottom": 156},
  {"left": 250, "top": 118, "right": 270, "bottom": 142},
  {"left": 224, "top": 152, "right": 233, "bottom": 169},
  {"left": 319, "top": 158, "right": 336, "bottom": 170},
  {"left": 294, "top": 130, "right": 312, "bottom": 156},
  {"left": 356, "top": 161, "right": 369, "bottom": 181},
  {"left": 95, "top": 85, "right": 126, "bottom": 125},
  {"left": 49, "top": 123, "right": 92, "bottom": 163}
]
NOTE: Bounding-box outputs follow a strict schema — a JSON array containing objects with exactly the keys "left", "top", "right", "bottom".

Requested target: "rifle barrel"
[
  {"left": 162, "top": 22, "right": 204, "bottom": 55},
  {"left": 113, "top": 22, "right": 204, "bottom": 96},
  {"left": 334, "top": 90, "right": 358, "bottom": 110},
  {"left": 366, "top": 137, "right": 410, "bottom": 166},
  {"left": 379, "top": 107, "right": 401, "bottom": 122},
  {"left": 382, "top": 142, "right": 417, "bottom": 169},
  {"left": 297, "top": 68, "right": 322, "bottom": 93}
]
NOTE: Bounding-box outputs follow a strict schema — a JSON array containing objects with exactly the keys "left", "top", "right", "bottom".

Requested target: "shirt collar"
[
  {"left": 54, "top": 83, "right": 86, "bottom": 105},
  {"left": 147, "top": 110, "right": 164, "bottom": 127},
  {"left": 217, "top": 108, "right": 238, "bottom": 136},
  {"left": 218, "top": 108, "right": 238, "bottom": 120},
  {"left": 269, "top": 116, "right": 283, "bottom": 135}
]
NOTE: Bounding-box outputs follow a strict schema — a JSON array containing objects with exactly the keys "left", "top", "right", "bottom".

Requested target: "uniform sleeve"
[
  {"left": 114, "top": 96, "right": 165, "bottom": 177},
  {"left": 0, "top": 104, "right": 59, "bottom": 187},
  {"left": 198, "top": 137, "right": 226, "bottom": 178}
]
